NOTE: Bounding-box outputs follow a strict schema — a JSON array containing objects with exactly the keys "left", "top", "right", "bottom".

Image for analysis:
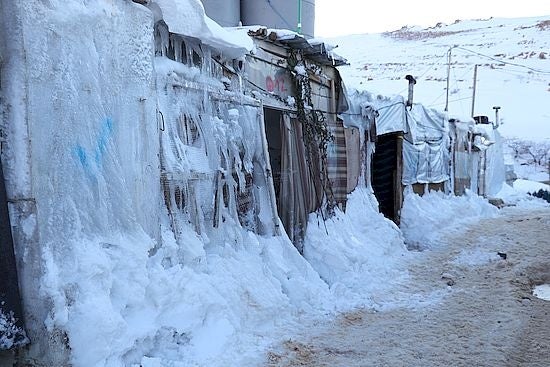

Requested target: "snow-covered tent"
[
  {"left": 0, "top": 1, "right": 329, "bottom": 365},
  {"left": 240, "top": 27, "right": 354, "bottom": 250},
  {"left": 449, "top": 117, "right": 506, "bottom": 198},
  {"left": 343, "top": 89, "right": 450, "bottom": 223}
]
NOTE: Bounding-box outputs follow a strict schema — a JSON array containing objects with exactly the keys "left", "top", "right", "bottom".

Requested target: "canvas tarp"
[
  {"left": 279, "top": 114, "right": 322, "bottom": 248},
  {"left": 327, "top": 119, "right": 348, "bottom": 205}
]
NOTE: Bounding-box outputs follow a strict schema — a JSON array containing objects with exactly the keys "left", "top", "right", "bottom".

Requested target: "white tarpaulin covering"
[
  {"left": 473, "top": 124, "right": 505, "bottom": 197},
  {"left": 342, "top": 89, "right": 407, "bottom": 134},
  {"left": 402, "top": 104, "right": 449, "bottom": 185},
  {"left": 343, "top": 89, "right": 449, "bottom": 185}
]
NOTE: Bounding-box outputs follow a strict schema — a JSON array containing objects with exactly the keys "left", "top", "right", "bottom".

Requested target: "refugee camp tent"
[
  {"left": 449, "top": 116, "right": 505, "bottom": 198},
  {"left": 150, "top": 2, "right": 286, "bottom": 256},
  {"left": 343, "top": 90, "right": 450, "bottom": 224},
  {"left": 242, "top": 28, "right": 355, "bottom": 249}
]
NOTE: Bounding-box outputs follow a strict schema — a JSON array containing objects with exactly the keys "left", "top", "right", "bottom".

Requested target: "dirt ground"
[{"left": 265, "top": 207, "right": 550, "bottom": 367}]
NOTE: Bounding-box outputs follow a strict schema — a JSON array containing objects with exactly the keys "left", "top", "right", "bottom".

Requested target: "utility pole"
[
  {"left": 297, "top": 0, "right": 302, "bottom": 34},
  {"left": 471, "top": 64, "right": 478, "bottom": 117},
  {"left": 445, "top": 47, "right": 452, "bottom": 112}
]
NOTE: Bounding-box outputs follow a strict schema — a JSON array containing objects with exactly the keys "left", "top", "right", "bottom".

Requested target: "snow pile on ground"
[
  {"left": 303, "top": 187, "right": 410, "bottom": 309},
  {"left": 400, "top": 188, "right": 499, "bottom": 251},
  {"left": 513, "top": 178, "right": 550, "bottom": 194},
  {"left": 514, "top": 163, "right": 549, "bottom": 182},
  {"left": 41, "top": 228, "right": 331, "bottom": 367},
  {"left": 492, "top": 181, "right": 550, "bottom": 208}
]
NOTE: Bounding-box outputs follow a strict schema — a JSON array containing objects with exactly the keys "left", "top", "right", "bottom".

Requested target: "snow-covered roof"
[
  {"left": 150, "top": 0, "right": 253, "bottom": 59},
  {"left": 244, "top": 27, "right": 348, "bottom": 67}
]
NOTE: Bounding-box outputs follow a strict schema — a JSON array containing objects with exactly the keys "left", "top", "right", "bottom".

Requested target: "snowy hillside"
[{"left": 327, "top": 16, "right": 550, "bottom": 139}]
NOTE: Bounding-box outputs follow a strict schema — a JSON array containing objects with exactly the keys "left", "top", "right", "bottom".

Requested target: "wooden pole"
[{"left": 445, "top": 48, "right": 452, "bottom": 112}]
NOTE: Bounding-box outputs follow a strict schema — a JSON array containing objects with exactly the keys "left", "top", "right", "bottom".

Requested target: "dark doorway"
[
  {"left": 371, "top": 132, "right": 403, "bottom": 224},
  {"left": 263, "top": 108, "right": 283, "bottom": 203}
]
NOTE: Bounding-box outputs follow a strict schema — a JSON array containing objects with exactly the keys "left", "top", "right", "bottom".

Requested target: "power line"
[
  {"left": 429, "top": 64, "right": 475, "bottom": 107},
  {"left": 454, "top": 46, "right": 550, "bottom": 75},
  {"left": 393, "top": 51, "right": 450, "bottom": 96}
]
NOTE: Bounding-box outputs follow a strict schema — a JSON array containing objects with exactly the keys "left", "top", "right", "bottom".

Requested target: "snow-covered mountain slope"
[{"left": 327, "top": 16, "right": 550, "bottom": 139}]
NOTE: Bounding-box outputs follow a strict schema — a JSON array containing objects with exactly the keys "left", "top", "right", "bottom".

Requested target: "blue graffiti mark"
[
  {"left": 74, "top": 117, "right": 115, "bottom": 175},
  {"left": 75, "top": 145, "right": 89, "bottom": 169},
  {"left": 95, "top": 117, "right": 114, "bottom": 164}
]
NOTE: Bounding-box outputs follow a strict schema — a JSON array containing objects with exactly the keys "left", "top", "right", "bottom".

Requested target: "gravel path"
[{"left": 265, "top": 207, "right": 550, "bottom": 367}]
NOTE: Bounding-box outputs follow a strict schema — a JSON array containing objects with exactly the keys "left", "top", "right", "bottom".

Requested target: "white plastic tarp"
[
  {"left": 375, "top": 95, "right": 408, "bottom": 136},
  {"left": 403, "top": 140, "right": 450, "bottom": 184},
  {"left": 402, "top": 104, "right": 449, "bottom": 185},
  {"left": 341, "top": 90, "right": 406, "bottom": 133},
  {"left": 473, "top": 124, "right": 505, "bottom": 196},
  {"left": 342, "top": 88, "right": 450, "bottom": 185}
]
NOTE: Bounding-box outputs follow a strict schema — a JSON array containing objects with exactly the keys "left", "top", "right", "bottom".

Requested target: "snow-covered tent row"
[
  {"left": 449, "top": 116, "right": 505, "bottom": 198},
  {"left": 238, "top": 27, "right": 355, "bottom": 250},
  {"left": 0, "top": 1, "right": 335, "bottom": 365},
  {"left": 343, "top": 90, "right": 450, "bottom": 223}
]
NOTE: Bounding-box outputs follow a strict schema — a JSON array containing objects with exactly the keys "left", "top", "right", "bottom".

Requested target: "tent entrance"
[
  {"left": 263, "top": 108, "right": 283, "bottom": 205},
  {"left": 262, "top": 107, "right": 321, "bottom": 251},
  {"left": 371, "top": 132, "right": 403, "bottom": 224}
]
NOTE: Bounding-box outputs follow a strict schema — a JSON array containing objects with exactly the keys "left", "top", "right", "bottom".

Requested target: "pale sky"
[{"left": 315, "top": 0, "right": 550, "bottom": 37}]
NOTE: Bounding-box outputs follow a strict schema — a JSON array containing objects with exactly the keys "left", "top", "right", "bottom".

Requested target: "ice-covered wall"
[
  {"left": 0, "top": 1, "right": 418, "bottom": 366},
  {"left": 0, "top": 1, "right": 332, "bottom": 365},
  {"left": 1, "top": 0, "right": 160, "bottom": 364}
]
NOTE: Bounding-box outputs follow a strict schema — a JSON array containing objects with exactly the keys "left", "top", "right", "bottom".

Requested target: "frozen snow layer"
[
  {"left": 513, "top": 178, "right": 550, "bottom": 193},
  {"left": 303, "top": 187, "right": 410, "bottom": 309},
  {"left": 152, "top": 0, "right": 252, "bottom": 58},
  {"left": 494, "top": 183, "right": 550, "bottom": 208},
  {"left": 400, "top": 188, "right": 499, "bottom": 251}
]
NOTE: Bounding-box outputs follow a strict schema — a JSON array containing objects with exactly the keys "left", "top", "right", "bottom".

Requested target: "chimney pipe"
[
  {"left": 405, "top": 74, "right": 416, "bottom": 109},
  {"left": 492, "top": 106, "right": 501, "bottom": 128}
]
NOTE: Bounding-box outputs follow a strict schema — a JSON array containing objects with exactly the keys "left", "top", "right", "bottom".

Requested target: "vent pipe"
[{"left": 405, "top": 74, "right": 416, "bottom": 108}]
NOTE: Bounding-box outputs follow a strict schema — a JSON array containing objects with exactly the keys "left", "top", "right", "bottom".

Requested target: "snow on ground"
[
  {"left": 513, "top": 178, "right": 550, "bottom": 193},
  {"left": 303, "top": 187, "right": 410, "bottom": 309},
  {"left": 400, "top": 188, "right": 499, "bottom": 251},
  {"left": 265, "top": 207, "right": 550, "bottom": 366},
  {"left": 2, "top": 2, "right": 548, "bottom": 366},
  {"left": 514, "top": 162, "right": 549, "bottom": 182}
]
